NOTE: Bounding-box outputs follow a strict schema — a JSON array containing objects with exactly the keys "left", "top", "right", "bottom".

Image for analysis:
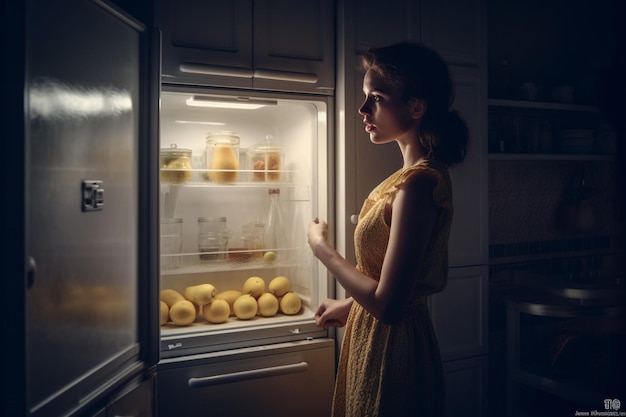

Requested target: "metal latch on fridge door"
[{"left": 82, "top": 180, "right": 104, "bottom": 212}]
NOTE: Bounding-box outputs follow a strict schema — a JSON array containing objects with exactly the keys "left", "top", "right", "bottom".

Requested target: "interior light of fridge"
[
  {"left": 186, "top": 95, "right": 278, "bottom": 110},
  {"left": 174, "top": 120, "right": 225, "bottom": 126}
]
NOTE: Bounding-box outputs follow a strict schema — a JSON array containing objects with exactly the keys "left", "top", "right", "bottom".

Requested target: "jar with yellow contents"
[
  {"left": 204, "top": 131, "right": 240, "bottom": 183},
  {"left": 160, "top": 144, "right": 192, "bottom": 184}
]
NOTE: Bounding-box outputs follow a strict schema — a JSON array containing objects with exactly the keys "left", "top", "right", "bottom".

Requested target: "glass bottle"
[{"left": 265, "top": 188, "right": 285, "bottom": 257}]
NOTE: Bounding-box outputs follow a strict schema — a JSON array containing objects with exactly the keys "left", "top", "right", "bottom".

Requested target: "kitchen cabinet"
[
  {"left": 155, "top": 0, "right": 335, "bottom": 93},
  {"left": 447, "top": 66, "right": 488, "bottom": 267},
  {"left": 429, "top": 266, "right": 489, "bottom": 361},
  {"left": 443, "top": 356, "right": 489, "bottom": 417},
  {"left": 420, "top": 0, "right": 485, "bottom": 67}
]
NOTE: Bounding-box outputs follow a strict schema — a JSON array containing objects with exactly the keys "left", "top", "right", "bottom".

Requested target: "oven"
[{"left": 488, "top": 254, "right": 626, "bottom": 417}]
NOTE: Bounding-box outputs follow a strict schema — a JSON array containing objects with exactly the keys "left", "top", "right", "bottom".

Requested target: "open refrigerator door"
[{"left": 158, "top": 86, "right": 332, "bottom": 358}]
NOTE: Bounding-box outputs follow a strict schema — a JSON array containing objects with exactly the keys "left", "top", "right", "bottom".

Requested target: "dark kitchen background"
[{"left": 487, "top": 0, "right": 625, "bottom": 415}]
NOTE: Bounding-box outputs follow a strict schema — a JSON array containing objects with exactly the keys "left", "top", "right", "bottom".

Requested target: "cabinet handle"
[
  {"left": 254, "top": 69, "right": 318, "bottom": 84},
  {"left": 350, "top": 214, "right": 359, "bottom": 225},
  {"left": 179, "top": 63, "right": 253, "bottom": 79},
  {"left": 187, "top": 361, "right": 308, "bottom": 388}
]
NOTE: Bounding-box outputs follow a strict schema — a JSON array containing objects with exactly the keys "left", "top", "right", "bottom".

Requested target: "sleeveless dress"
[{"left": 332, "top": 159, "right": 453, "bottom": 417}]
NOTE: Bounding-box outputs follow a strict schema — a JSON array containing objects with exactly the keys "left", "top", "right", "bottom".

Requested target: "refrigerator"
[
  {"left": 155, "top": 85, "right": 336, "bottom": 416},
  {"left": 1, "top": 0, "right": 160, "bottom": 416}
]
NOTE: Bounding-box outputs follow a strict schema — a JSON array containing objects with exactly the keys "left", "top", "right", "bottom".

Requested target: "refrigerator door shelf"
[{"left": 160, "top": 316, "right": 326, "bottom": 358}]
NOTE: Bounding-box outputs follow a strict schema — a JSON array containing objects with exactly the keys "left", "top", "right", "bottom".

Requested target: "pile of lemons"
[{"left": 160, "top": 276, "right": 302, "bottom": 326}]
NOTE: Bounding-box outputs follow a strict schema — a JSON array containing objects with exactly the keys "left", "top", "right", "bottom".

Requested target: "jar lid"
[
  {"left": 197, "top": 216, "right": 227, "bottom": 223},
  {"left": 160, "top": 143, "right": 192, "bottom": 155},
  {"left": 248, "top": 135, "right": 283, "bottom": 153},
  {"left": 206, "top": 131, "right": 240, "bottom": 144}
]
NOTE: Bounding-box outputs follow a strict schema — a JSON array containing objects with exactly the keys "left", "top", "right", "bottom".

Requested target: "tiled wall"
[{"left": 488, "top": 159, "right": 619, "bottom": 258}]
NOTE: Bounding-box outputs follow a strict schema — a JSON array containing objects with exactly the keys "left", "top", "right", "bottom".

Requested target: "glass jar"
[
  {"left": 241, "top": 219, "right": 265, "bottom": 259},
  {"left": 160, "top": 218, "right": 183, "bottom": 269},
  {"left": 205, "top": 131, "right": 240, "bottom": 183},
  {"left": 197, "top": 217, "right": 228, "bottom": 262},
  {"left": 246, "top": 135, "right": 284, "bottom": 182},
  {"left": 160, "top": 144, "right": 192, "bottom": 184}
]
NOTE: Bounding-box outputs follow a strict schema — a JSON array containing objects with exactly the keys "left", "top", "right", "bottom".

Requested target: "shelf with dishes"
[{"left": 487, "top": 99, "right": 616, "bottom": 160}]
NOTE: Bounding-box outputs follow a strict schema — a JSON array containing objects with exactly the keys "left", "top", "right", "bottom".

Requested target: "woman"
[{"left": 307, "top": 42, "right": 468, "bottom": 417}]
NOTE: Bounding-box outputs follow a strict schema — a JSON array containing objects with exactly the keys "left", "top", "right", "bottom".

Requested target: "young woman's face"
[{"left": 358, "top": 69, "right": 417, "bottom": 144}]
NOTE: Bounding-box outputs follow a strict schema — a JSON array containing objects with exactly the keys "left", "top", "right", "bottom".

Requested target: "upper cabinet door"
[
  {"left": 448, "top": 66, "right": 488, "bottom": 267},
  {"left": 156, "top": 0, "right": 254, "bottom": 88},
  {"left": 253, "top": 0, "right": 335, "bottom": 93},
  {"left": 353, "top": 0, "right": 422, "bottom": 51},
  {"left": 155, "top": 0, "right": 335, "bottom": 93},
  {"left": 421, "top": 0, "right": 485, "bottom": 67}
]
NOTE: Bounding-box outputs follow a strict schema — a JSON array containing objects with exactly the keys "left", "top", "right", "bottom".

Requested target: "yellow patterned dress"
[{"left": 332, "top": 160, "right": 453, "bottom": 417}]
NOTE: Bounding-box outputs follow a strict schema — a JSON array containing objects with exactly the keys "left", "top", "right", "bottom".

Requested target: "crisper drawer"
[{"left": 157, "top": 338, "right": 335, "bottom": 417}]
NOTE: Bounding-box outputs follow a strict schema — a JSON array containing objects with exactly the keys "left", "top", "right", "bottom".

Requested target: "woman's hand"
[
  {"left": 307, "top": 218, "right": 329, "bottom": 257},
  {"left": 314, "top": 297, "right": 353, "bottom": 328}
]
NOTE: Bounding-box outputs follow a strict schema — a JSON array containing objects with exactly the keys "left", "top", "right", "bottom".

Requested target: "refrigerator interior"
[{"left": 159, "top": 87, "right": 330, "bottom": 357}]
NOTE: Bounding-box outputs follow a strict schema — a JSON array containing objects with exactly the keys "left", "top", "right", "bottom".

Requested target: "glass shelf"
[{"left": 160, "top": 247, "right": 306, "bottom": 276}]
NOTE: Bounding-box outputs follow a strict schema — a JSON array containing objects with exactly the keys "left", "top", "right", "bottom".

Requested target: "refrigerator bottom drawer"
[{"left": 157, "top": 339, "right": 335, "bottom": 417}]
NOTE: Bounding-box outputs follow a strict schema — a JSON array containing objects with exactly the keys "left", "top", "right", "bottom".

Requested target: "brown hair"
[{"left": 361, "top": 42, "right": 468, "bottom": 165}]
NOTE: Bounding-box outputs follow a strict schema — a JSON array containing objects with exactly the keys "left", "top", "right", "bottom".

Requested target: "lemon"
[
  {"left": 257, "top": 293, "right": 279, "bottom": 317},
  {"left": 242, "top": 276, "right": 265, "bottom": 298},
  {"left": 233, "top": 294, "right": 258, "bottom": 320},
  {"left": 160, "top": 301, "right": 169, "bottom": 325},
  {"left": 268, "top": 276, "right": 291, "bottom": 297},
  {"left": 184, "top": 283, "right": 216, "bottom": 306},
  {"left": 263, "top": 251, "right": 277, "bottom": 263},
  {"left": 160, "top": 289, "right": 185, "bottom": 308},
  {"left": 169, "top": 300, "right": 196, "bottom": 326},
  {"left": 203, "top": 299, "right": 231, "bottom": 324},
  {"left": 215, "top": 290, "right": 242, "bottom": 315},
  {"left": 279, "top": 292, "right": 302, "bottom": 315}
]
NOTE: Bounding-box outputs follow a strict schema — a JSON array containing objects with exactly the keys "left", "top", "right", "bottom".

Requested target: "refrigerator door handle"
[
  {"left": 254, "top": 69, "right": 318, "bottom": 84},
  {"left": 187, "top": 361, "right": 309, "bottom": 388},
  {"left": 179, "top": 63, "right": 254, "bottom": 79}
]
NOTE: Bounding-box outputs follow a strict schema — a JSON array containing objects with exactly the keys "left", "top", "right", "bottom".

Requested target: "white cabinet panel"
[
  {"left": 253, "top": 0, "right": 335, "bottom": 92},
  {"left": 442, "top": 356, "right": 488, "bottom": 417},
  {"left": 353, "top": 0, "right": 422, "bottom": 51},
  {"left": 156, "top": 0, "right": 254, "bottom": 89},
  {"left": 429, "top": 265, "right": 488, "bottom": 361},
  {"left": 421, "top": 0, "right": 485, "bottom": 67},
  {"left": 448, "top": 66, "right": 488, "bottom": 267}
]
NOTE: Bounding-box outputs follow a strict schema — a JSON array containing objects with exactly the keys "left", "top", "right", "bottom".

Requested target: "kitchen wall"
[
  {"left": 489, "top": 159, "right": 619, "bottom": 251},
  {"left": 487, "top": 0, "right": 623, "bottom": 263}
]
